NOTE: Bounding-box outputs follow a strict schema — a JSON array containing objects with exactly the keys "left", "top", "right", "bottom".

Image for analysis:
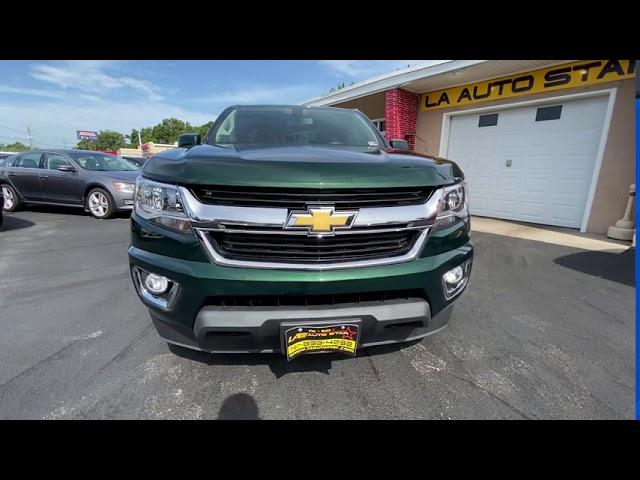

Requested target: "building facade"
[{"left": 302, "top": 60, "right": 636, "bottom": 234}]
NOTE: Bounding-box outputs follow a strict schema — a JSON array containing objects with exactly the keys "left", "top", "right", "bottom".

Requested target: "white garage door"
[{"left": 446, "top": 95, "right": 609, "bottom": 228}]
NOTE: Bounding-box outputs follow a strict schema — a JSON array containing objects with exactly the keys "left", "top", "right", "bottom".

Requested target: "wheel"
[
  {"left": 2, "top": 184, "right": 21, "bottom": 212},
  {"left": 86, "top": 188, "right": 115, "bottom": 219}
]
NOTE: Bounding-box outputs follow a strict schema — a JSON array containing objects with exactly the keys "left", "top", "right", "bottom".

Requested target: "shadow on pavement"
[
  {"left": 22, "top": 204, "right": 87, "bottom": 216},
  {"left": 217, "top": 393, "right": 260, "bottom": 420},
  {"left": 168, "top": 339, "right": 421, "bottom": 378},
  {"left": 553, "top": 247, "right": 635, "bottom": 287},
  {"left": 14, "top": 204, "right": 131, "bottom": 219},
  {"left": 0, "top": 214, "right": 35, "bottom": 232}
]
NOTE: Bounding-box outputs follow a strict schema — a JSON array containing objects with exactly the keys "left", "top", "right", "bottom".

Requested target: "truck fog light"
[
  {"left": 442, "top": 260, "right": 471, "bottom": 300},
  {"left": 443, "top": 266, "right": 464, "bottom": 285},
  {"left": 144, "top": 273, "right": 169, "bottom": 294}
]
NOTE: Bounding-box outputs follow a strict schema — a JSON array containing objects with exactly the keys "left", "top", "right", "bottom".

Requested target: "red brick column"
[{"left": 384, "top": 88, "right": 418, "bottom": 150}]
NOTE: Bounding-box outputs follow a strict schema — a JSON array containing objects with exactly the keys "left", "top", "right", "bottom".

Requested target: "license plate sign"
[{"left": 282, "top": 322, "right": 360, "bottom": 361}]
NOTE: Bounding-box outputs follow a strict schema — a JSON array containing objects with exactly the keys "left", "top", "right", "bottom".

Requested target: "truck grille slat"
[
  {"left": 207, "top": 230, "right": 418, "bottom": 263},
  {"left": 205, "top": 289, "right": 428, "bottom": 308},
  {"left": 191, "top": 186, "right": 433, "bottom": 209}
]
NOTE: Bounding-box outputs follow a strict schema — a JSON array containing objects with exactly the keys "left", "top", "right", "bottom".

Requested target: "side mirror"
[
  {"left": 389, "top": 139, "right": 410, "bottom": 150},
  {"left": 57, "top": 165, "right": 77, "bottom": 173},
  {"left": 178, "top": 133, "right": 202, "bottom": 148}
]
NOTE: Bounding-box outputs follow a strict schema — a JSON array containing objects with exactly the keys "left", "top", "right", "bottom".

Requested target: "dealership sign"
[
  {"left": 420, "top": 60, "right": 636, "bottom": 111},
  {"left": 76, "top": 130, "right": 98, "bottom": 140}
]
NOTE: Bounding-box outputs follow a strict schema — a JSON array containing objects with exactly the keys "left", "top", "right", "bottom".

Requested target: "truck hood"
[{"left": 140, "top": 144, "right": 463, "bottom": 189}]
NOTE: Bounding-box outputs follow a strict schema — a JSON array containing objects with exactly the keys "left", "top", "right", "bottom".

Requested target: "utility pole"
[
  {"left": 138, "top": 130, "right": 142, "bottom": 147},
  {"left": 26, "top": 126, "right": 33, "bottom": 148}
]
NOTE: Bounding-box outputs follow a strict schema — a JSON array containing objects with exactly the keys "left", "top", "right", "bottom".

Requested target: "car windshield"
[
  {"left": 69, "top": 153, "right": 139, "bottom": 171},
  {"left": 209, "top": 107, "right": 383, "bottom": 148}
]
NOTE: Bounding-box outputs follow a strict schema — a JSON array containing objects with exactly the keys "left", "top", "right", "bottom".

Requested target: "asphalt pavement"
[{"left": 0, "top": 206, "right": 635, "bottom": 419}]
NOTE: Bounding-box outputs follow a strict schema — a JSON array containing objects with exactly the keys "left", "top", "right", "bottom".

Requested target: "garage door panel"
[
  {"left": 447, "top": 94, "right": 609, "bottom": 228},
  {"left": 518, "top": 201, "right": 546, "bottom": 218},
  {"left": 555, "top": 178, "right": 592, "bottom": 194},
  {"left": 469, "top": 175, "right": 492, "bottom": 190},
  {"left": 560, "top": 128, "right": 602, "bottom": 150},
  {"left": 470, "top": 196, "right": 490, "bottom": 213},
  {"left": 494, "top": 176, "right": 520, "bottom": 191},
  {"left": 523, "top": 177, "right": 548, "bottom": 193},
  {"left": 551, "top": 204, "right": 582, "bottom": 226},
  {"left": 472, "top": 156, "right": 495, "bottom": 170},
  {"left": 493, "top": 199, "right": 518, "bottom": 214},
  {"left": 532, "top": 130, "right": 561, "bottom": 147},
  {"left": 560, "top": 153, "right": 596, "bottom": 172},
  {"left": 524, "top": 154, "right": 554, "bottom": 171}
]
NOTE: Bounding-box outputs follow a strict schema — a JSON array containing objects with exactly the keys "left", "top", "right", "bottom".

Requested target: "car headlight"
[
  {"left": 434, "top": 181, "right": 469, "bottom": 229},
  {"left": 113, "top": 181, "right": 135, "bottom": 194},
  {"left": 134, "top": 177, "right": 191, "bottom": 233}
]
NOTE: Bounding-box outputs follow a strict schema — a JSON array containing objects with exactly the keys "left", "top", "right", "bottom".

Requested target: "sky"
[{"left": 0, "top": 60, "right": 450, "bottom": 149}]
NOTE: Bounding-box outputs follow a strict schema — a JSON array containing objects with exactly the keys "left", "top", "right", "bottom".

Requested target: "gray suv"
[{"left": 0, "top": 149, "right": 139, "bottom": 219}]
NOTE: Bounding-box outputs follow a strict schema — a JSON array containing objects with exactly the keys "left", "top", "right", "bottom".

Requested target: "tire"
[
  {"left": 2, "top": 184, "right": 21, "bottom": 212},
  {"left": 86, "top": 187, "right": 115, "bottom": 219}
]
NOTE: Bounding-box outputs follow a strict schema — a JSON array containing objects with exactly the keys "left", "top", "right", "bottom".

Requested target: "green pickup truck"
[{"left": 129, "top": 105, "right": 473, "bottom": 360}]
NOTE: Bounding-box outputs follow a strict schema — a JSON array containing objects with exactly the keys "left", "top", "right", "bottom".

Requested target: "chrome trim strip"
[
  {"left": 179, "top": 186, "right": 442, "bottom": 230},
  {"left": 194, "top": 225, "right": 427, "bottom": 235},
  {"left": 194, "top": 228, "right": 430, "bottom": 271},
  {"left": 179, "top": 187, "right": 288, "bottom": 227}
]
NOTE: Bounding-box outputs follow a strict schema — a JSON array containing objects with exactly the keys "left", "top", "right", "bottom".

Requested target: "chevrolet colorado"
[{"left": 129, "top": 105, "right": 473, "bottom": 360}]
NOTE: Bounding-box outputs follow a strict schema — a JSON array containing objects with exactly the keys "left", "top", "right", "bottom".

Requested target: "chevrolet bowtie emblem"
[{"left": 285, "top": 207, "right": 358, "bottom": 235}]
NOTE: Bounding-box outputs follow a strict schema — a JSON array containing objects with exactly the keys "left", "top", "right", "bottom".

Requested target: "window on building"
[
  {"left": 478, "top": 113, "right": 499, "bottom": 127},
  {"left": 535, "top": 105, "right": 562, "bottom": 122},
  {"left": 370, "top": 118, "right": 386, "bottom": 134}
]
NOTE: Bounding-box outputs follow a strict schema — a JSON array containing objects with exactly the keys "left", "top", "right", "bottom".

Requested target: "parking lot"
[{"left": 0, "top": 207, "right": 634, "bottom": 419}]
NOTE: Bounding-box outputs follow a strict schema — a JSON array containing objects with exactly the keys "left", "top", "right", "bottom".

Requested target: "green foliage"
[
  {"left": 150, "top": 118, "right": 189, "bottom": 144},
  {"left": 73, "top": 118, "right": 215, "bottom": 150},
  {"left": 0, "top": 142, "right": 30, "bottom": 152},
  {"left": 75, "top": 139, "right": 96, "bottom": 150},
  {"left": 197, "top": 121, "right": 215, "bottom": 140},
  {"left": 94, "top": 130, "right": 126, "bottom": 151}
]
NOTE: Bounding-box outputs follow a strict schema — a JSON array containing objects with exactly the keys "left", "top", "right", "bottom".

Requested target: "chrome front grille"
[
  {"left": 179, "top": 186, "right": 443, "bottom": 270},
  {"left": 191, "top": 185, "right": 434, "bottom": 209},
  {"left": 207, "top": 229, "right": 420, "bottom": 263}
]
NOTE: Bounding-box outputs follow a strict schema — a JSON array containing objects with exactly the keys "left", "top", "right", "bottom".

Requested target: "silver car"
[{"left": 0, "top": 149, "right": 139, "bottom": 219}]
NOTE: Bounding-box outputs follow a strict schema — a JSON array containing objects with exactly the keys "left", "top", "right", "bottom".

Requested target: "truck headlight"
[
  {"left": 134, "top": 177, "right": 191, "bottom": 233},
  {"left": 434, "top": 181, "right": 469, "bottom": 229}
]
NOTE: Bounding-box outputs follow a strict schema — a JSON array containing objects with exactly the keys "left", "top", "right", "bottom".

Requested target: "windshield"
[
  {"left": 70, "top": 153, "right": 139, "bottom": 171},
  {"left": 209, "top": 107, "right": 383, "bottom": 148}
]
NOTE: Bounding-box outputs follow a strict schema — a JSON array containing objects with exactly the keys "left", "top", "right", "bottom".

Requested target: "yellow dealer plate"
[{"left": 282, "top": 322, "right": 360, "bottom": 361}]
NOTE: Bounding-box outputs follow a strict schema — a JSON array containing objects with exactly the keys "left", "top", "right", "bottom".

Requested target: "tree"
[
  {"left": 197, "top": 121, "right": 214, "bottom": 139},
  {"left": 94, "top": 130, "right": 125, "bottom": 151},
  {"left": 75, "top": 130, "right": 125, "bottom": 151},
  {"left": 0, "top": 142, "right": 29, "bottom": 152},
  {"left": 130, "top": 129, "right": 141, "bottom": 146},
  {"left": 75, "top": 139, "right": 96, "bottom": 150},
  {"left": 151, "top": 118, "right": 188, "bottom": 144}
]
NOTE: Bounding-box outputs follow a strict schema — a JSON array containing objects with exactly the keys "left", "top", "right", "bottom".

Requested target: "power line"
[
  {"left": 0, "top": 124, "right": 26, "bottom": 134},
  {"left": 0, "top": 125, "right": 75, "bottom": 145},
  {"left": 0, "top": 133, "right": 69, "bottom": 149}
]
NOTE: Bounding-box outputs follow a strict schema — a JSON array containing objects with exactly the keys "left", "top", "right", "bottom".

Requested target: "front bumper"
[{"left": 128, "top": 225, "right": 473, "bottom": 353}]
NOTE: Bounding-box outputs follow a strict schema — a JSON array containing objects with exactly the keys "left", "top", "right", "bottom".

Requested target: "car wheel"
[
  {"left": 2, "top": 184, "right": 21, "bottom": 212},
  {"left": 86, "top": 188, "right": 115, "bottom": 219}
]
